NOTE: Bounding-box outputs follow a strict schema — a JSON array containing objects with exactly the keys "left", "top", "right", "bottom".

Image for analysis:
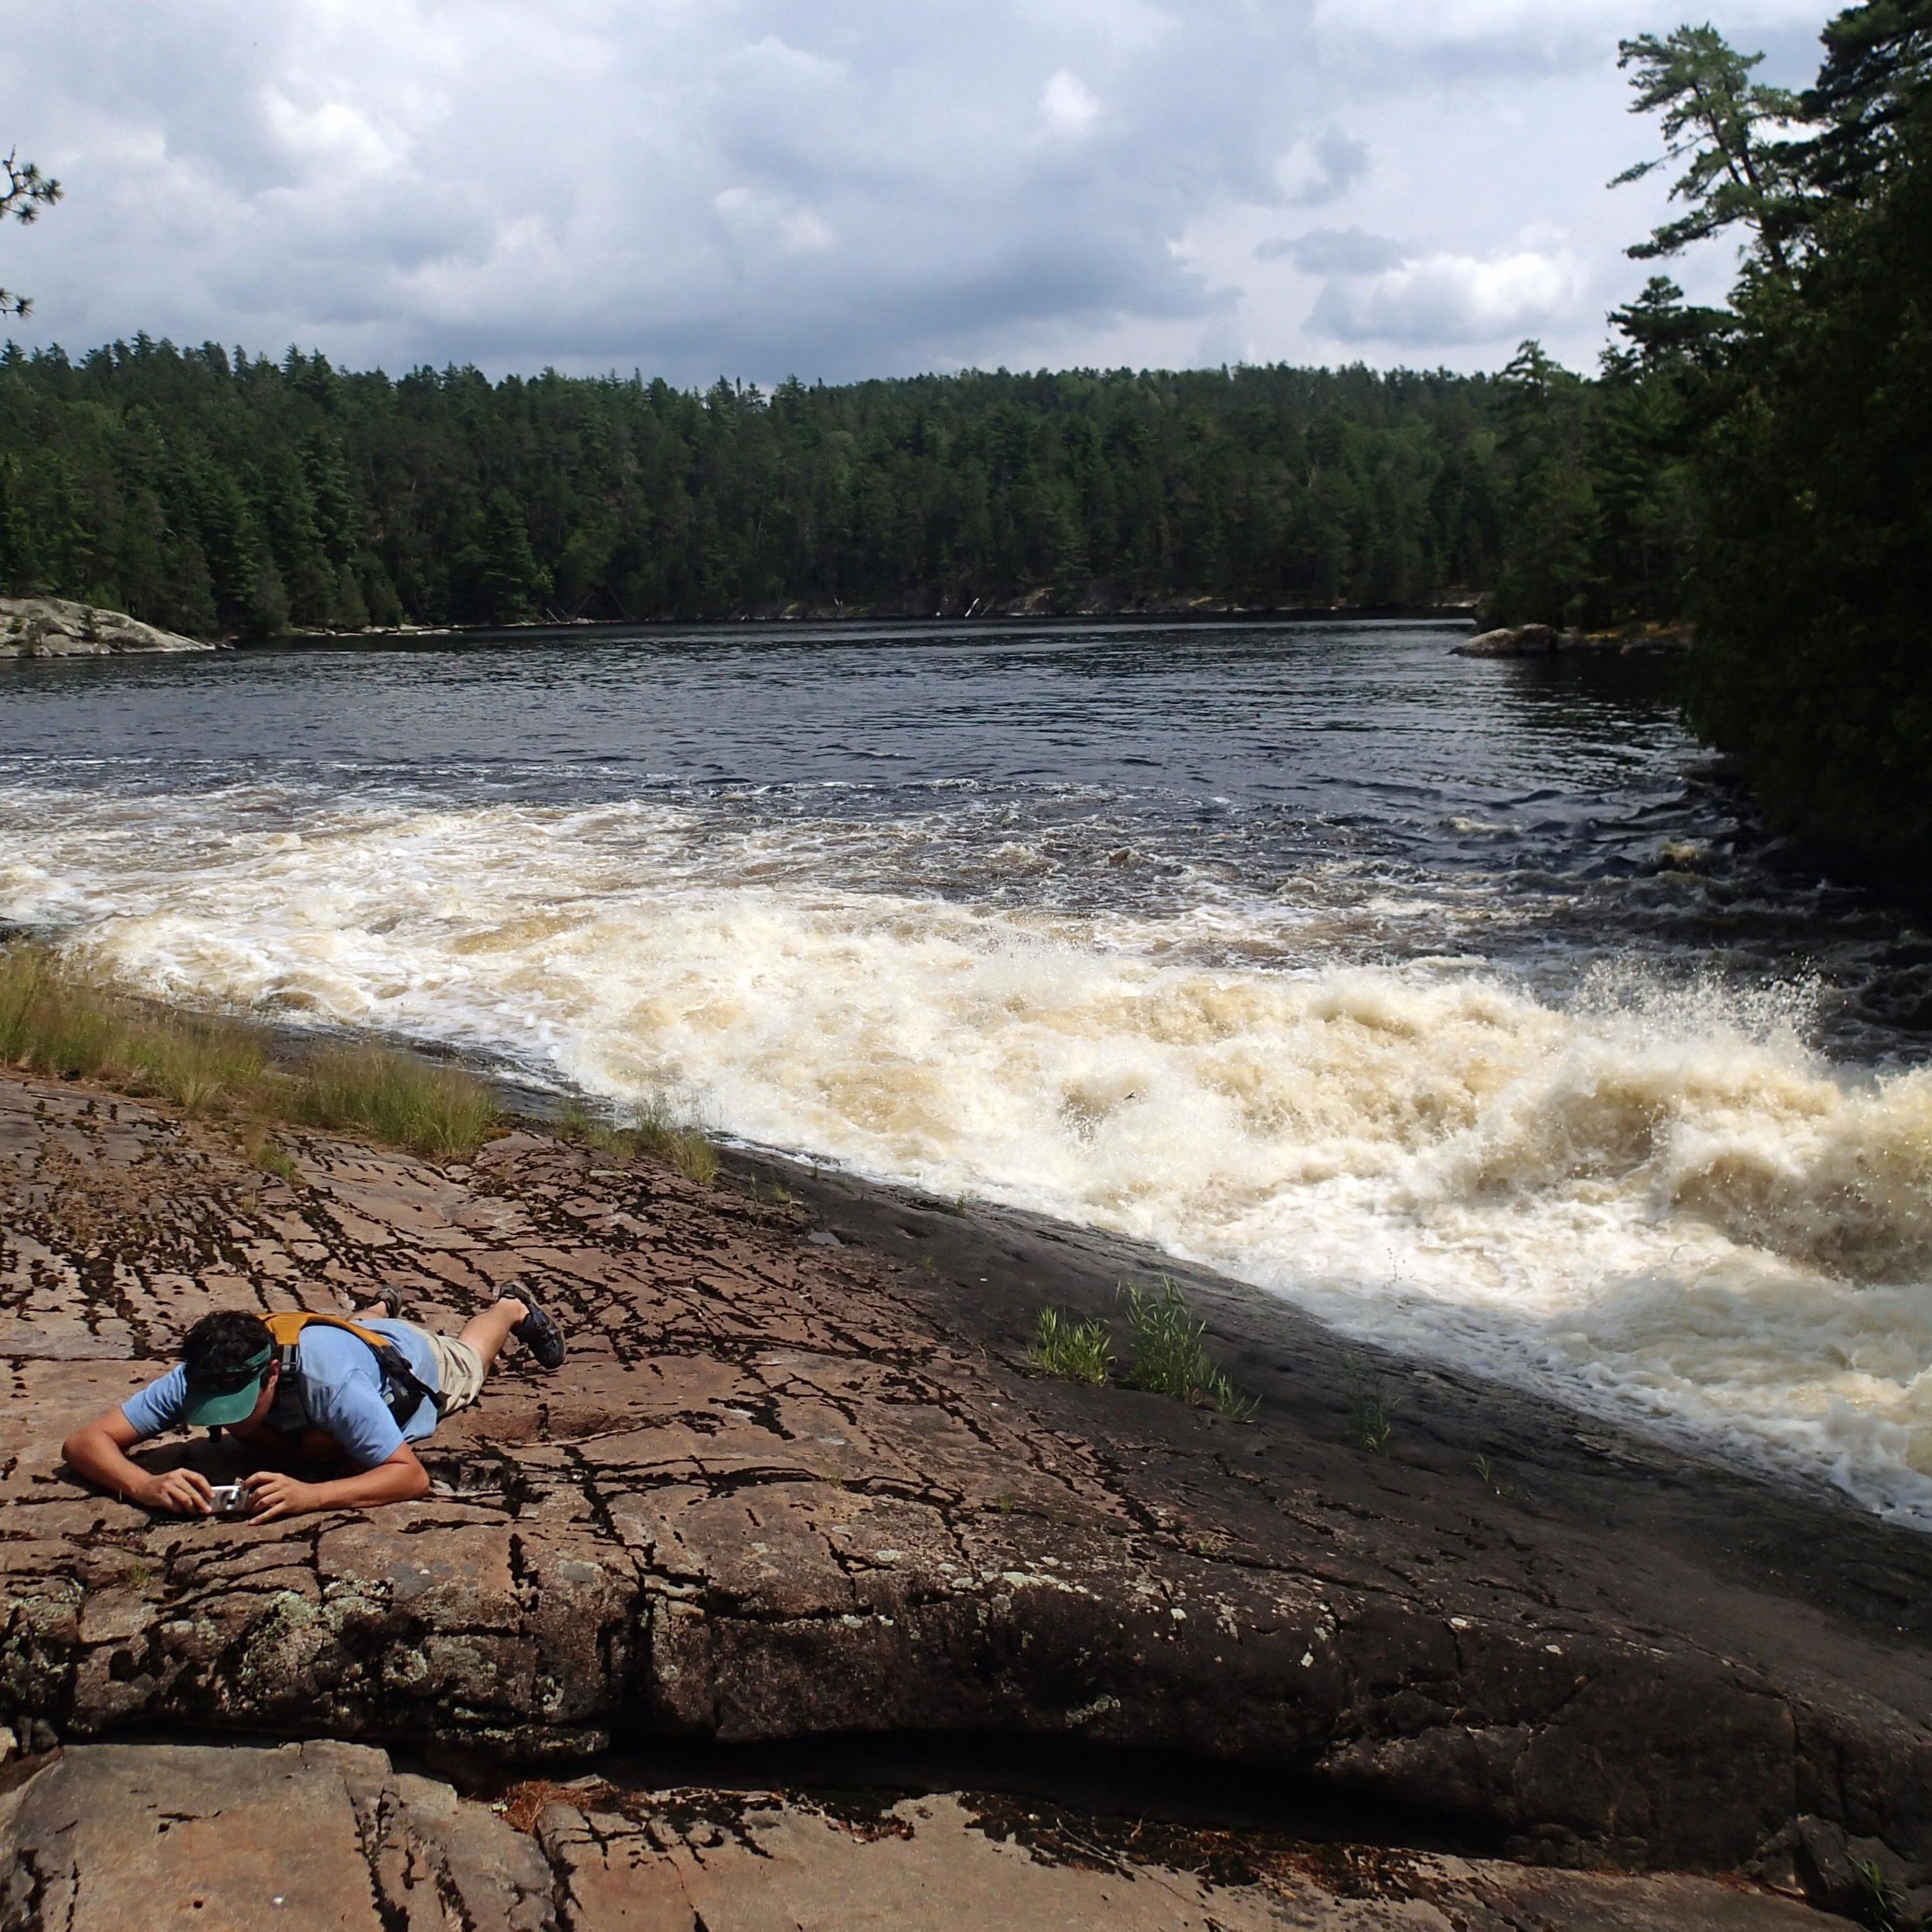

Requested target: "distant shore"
[{"left": 244, "top": 601, "right": 1486, "bottom": 649}]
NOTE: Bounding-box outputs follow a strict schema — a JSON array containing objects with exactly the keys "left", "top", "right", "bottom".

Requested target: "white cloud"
[
  {"left": 259, "top": 93, "right": 412, "bottom": 178},
  {"left": 1311, "top": 245, "right": 1586, "bottom": 346},
  {"left": 1040, "top": 70, "right": 1102, "bottom": 138},
  {"left": 1313, "top": 0, "right": 1826, "bottom": 65},
  {"left": 714, "top": 186, "right": 836, "bottom": 257}
]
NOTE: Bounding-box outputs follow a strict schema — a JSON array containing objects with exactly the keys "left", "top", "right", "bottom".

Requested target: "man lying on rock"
[{"left": 60, "top": 1287, "right": 566, "bottom": 1522}]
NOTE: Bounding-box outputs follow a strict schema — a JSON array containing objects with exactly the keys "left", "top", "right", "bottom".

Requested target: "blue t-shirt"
[{"left": 121, "top": 1320, "right": 441, "bottom": 1468}]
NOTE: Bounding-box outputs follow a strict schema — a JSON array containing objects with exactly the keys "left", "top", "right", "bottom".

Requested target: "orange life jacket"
[{"left": 258, "top": 1310, "right": 444, "bottom": 1435}]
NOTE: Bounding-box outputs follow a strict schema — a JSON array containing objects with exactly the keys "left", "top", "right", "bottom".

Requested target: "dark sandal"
[{"left": 511, "top": 1290, "right": 566, "bottom": 1370}]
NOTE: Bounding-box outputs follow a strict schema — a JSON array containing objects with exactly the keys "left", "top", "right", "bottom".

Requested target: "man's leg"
[{"left": 455, "top": 1294, "right": 530, "bottom": 1376}]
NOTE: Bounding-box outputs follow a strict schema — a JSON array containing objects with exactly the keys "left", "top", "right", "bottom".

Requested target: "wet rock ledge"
[{"left": 2, "top": 1066, "right": 1930, "bottom": 1926}]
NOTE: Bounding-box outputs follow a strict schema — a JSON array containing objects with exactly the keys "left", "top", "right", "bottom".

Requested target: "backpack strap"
[{"left": 260, "top": 1310, "right": 447, "bottom": 1431}]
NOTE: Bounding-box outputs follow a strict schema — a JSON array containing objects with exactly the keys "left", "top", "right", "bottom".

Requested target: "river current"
[{"left": 5, "top": 621, "right": 1931, "bottom": 1515}]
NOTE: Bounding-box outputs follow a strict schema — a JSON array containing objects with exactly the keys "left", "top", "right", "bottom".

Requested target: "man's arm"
[
  {"left": 63, "top": 1409, "right": 215, "bottom": 1515},
  {"left": 244, "top": 1443, "right": 430, "bottom": 1522}
]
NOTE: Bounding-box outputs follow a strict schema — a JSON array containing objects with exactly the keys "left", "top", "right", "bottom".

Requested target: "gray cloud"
[
  {"left": 2, "top": 0, "right": 1315, "bottom": 380},
  {"left": 1257, "top": 227, "right": 1410, "bottom": 273},
  {"left": 1285, "top": 128, "right": 1371, "bottom": 207},
  {"left": 0, "top": 0, "right": 1836, "bottom": 380}
]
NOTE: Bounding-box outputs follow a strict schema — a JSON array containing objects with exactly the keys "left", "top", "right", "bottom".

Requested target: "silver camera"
[{"left": 208, "top": 1482, "right": 250, "bottom": 1517}]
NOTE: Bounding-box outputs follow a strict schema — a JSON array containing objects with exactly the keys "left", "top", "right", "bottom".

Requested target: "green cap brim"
[{"left": 182, "top": 1357, "right": 271, "bottom": 1427}]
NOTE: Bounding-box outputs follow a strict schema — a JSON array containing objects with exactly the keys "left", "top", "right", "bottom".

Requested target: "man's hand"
[
  {"left": 244, "top": 1471, "right": 321, "bottom": 1522},
  {"left": 138, "top": 1468, "right": 216, "bottom": 1515}
]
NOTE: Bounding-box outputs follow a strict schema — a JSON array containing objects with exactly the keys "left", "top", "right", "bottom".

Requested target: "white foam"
[{"left": 7, "top": 783, "right": 1932, "bottom": 1518}]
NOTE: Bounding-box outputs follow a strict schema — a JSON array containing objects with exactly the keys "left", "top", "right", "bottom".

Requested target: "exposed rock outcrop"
[
  {"left": 0, "top": 597, "right": 216, "bottom": 658},
  {"left": 0, "top": 1741, "right": 1858, "bottom": 1931},
  {"left": 1, "top": 1066, "right": 1929, "bottom": 1902},
  {"left": 1453, "top": 622, "right": 1691, "bottom": 658},
  {"left": 1457, "top": 623, "right": 1563, "bottom": 656}
]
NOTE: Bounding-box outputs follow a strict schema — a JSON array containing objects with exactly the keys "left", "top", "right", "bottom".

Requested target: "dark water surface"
[{"left": 2, "top": 620, "right": 1922, "bottom": 1056}]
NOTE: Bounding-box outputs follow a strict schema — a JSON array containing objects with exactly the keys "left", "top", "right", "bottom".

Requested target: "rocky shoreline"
[
  {"left": 2, "top": 1065, "right": 1927, "bottom": 1926},
  {"left": 0, "top": 597, "right": 217, "bottom": 659},
  {"left": 1453, "top": 621, "right": 1692, "bottom": 658}
]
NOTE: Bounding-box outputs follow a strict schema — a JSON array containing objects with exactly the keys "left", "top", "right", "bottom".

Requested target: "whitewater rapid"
[{"left": 5, "top": 783, "right": 1932, "bottom": 1519}]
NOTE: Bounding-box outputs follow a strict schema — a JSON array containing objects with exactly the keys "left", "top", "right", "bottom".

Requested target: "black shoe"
[
  {"left": 372, "top": 1283, "right": 406, "bottom": 1320},
  {"left": 511, "top": 1290, "right": 566, "bottom": 1369}
]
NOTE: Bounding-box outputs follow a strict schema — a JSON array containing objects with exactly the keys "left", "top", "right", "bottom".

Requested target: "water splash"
[{"left": 5, "top": 781, "right": 1932, "bottom": 1517}]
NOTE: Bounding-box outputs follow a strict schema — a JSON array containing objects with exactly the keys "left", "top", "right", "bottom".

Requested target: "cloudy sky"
[{"left": 0, "top": 0, "right": 1828, "bottom": 386}]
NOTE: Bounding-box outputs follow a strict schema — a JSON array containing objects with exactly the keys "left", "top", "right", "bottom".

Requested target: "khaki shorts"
[{"left": 403, "top": 1322, "right": 487, "bottom": 1414}]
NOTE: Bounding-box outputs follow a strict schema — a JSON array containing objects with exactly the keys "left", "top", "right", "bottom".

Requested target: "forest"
[
  {"left": 0, "top": 343, "right": 1678, "bottom": 638},
  {"left": 1590, "top": 0, "right": 1930, "bottom": 872},
  {"left": 0, "top": 0, "right": 1924, "bottom": 866}
]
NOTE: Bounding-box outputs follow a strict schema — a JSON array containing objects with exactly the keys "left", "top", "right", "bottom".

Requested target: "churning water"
[{"left": 5, "top": 621, "right": 1932, "bottom": 1514}]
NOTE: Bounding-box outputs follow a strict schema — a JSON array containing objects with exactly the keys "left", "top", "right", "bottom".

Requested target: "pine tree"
[{"left": 461, "top": 489, "right": 552, "bottom": 624}]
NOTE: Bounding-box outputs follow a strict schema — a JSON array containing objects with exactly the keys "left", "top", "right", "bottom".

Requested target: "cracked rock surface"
[
  {"left": 2, "top": 1067, "right": 1930, "bottom": 1892},
  {"left": 0, "top": 1743, "right": 1857, "bottom": 1930}
]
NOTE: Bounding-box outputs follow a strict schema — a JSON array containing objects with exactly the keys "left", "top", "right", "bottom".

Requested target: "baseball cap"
[{"left": 182, "top": 1341, "right": 274, "bottom": 1427}]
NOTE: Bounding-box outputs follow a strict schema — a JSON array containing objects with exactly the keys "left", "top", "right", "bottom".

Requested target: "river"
[{"left": 5, "top": 620, "right": 1930, "bottom": 1515}]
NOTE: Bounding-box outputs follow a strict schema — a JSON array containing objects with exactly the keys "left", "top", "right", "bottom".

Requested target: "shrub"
[{"left": 1026, "top": 1307, "right": 1114, "bottom": 1385}]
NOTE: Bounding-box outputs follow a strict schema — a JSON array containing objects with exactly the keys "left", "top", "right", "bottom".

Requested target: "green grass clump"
[
  {"left": 626, "top": 1094, "right": 719, "bottom": 1184},
  {"left": 1120, "top": 1277, "right": 1256, "bottom": 1419},
  {"left": 134, "top": 1014, "right": 270, "bottom": 1114},
  {"left": 294, "top": 1043, "right": 502, "bottom": 1162},
  {"left": 1026, "top": 1307, "right": 1114, "bottom": 1385},
  {"left": 1856, "top": 1857, "right": 1901, "bottom": 1932},
  {"left": 242, "top": 1131, "right": 299, "bottom": 1180},
  {"left": 0, "top": 945, "right": 267, "bottom": 1115},
  {"left": 1, "top": 942, "right": 503, "bottom": 1164},
  {"left": 555, "top": 1090, "right": 719, "bottom": 1185},
  {"left": 1345, "top": 1359, "right": 1399, "bottom": 1456}
]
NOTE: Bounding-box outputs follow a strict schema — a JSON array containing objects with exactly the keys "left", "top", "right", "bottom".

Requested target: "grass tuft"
[
  {"left": 1474, "top": 1451, "right": 1512, "bottom": 1498},
  {"left": 292, "top": 1043, "right": 501, "bottom": 1161},
  {"left": 627, "top": 1094, "right": 719, "bottom": 1184},
  {"left": 1120, "top": 1277, "right": 1256, "bottom": 1420},
  {"left": 0, "top": 942, "right": 502, "bottom": 1164},
  {"left": 1345, "top": 1359, "right": 1399, "bottom": 1456},
  {"left": 1026, "top": 1307, "right": 1114, "bottom": 1386},
  {"left": 554, "top": 1089, "right": 719, "bottom": 1185},
  {"left": 1857, "top": 1857, "right": 1900, "bottom": 1932},
  {"left": 243, "top": 1131, "right": 299, "bottom": 1180},
  {"left": 0, "top": 945, "right": 269, "bottom": 1114}
]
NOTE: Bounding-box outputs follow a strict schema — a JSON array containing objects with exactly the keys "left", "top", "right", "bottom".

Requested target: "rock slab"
[
  {"left": 1, "top": 1068, "right": 1930, "bottom": 1889},
  {"left": 1452, "top": 623, "right": 1691, "bottom": 657},
  {"left": 0, "top": 1743, "right": 1859, "bottom": 1931},
  {"left": 0, "top": 597, "right": 214, "bottom": 657}
]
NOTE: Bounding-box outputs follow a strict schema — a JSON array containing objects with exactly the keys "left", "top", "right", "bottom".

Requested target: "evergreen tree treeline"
[
  {"left": 1607, "top": 0, "right": 1932, "bottom": 869},
  {"left": 0, "top": 345, "right": 1643, "bottom": 636}
]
